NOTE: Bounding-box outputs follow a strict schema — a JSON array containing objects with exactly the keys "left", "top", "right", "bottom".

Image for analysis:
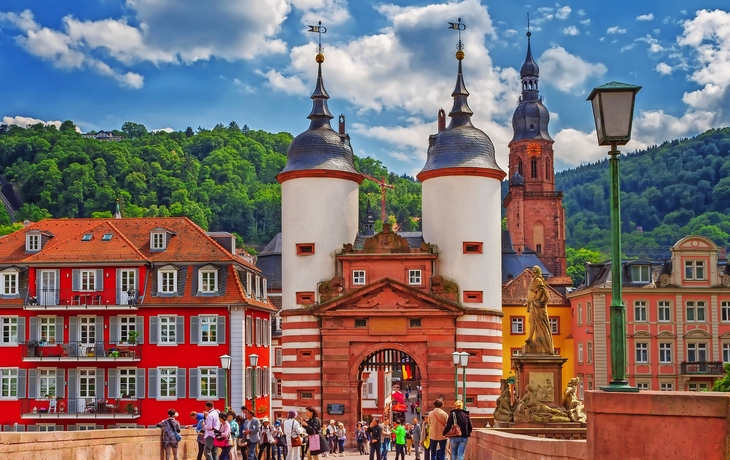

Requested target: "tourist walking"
[
  {"left": 214, "top": 412, "right": 233, "bottom": 460},
  {"left": 229, "top": 412, "right": 240, "bottom": 460},
  {"left": 236, "top": 415, "right": 248, "bottom": 460},
  {"left": 327, "top": 420, "right": 337, "bottom": 455},
  {"left": 421, "top": 414, "right": 430, "bottom": 460},
  {"left": 259, "top": 417, "right": 275, "bottom": 460},
  {"left": 411, "top": 418, "right": 422, "bottom": 460},
  {"left": 392, "top": 420, "right": 406, "bottom": 460},
  {"left": 243, "top": 409, "right": 262, "bottom": 460},
  {"left": 356, "top": 422, "right": 368, "bottom": 455},
  {"left": 157, "top": 409, "right": 182, "bottom": 460},
  {"left": 380, "top": 420, "right": 391, "bottom": 460},
  {"left": 302, "top": 407, "right": 324, "bottom": 460},
  {"left": 367, "top": 418, "right": 382, "bottom": 460},
  {"left": 427, "top": 400, "right": 448, "bottom": 460},
  {"left": 442, "top": 400, "right": 473, "bottom": 460},
  {"left": 283, "top": 410, "right": 303, "bottom": 460},
  {"left": 204, "top": 402, "right": 222, "bottom": 460},
  {"left": 335, "top": 422, "right": 346, "bottom": 456},
  {"left": 273, "top": 420, "right": 287, "bottom": 460}
]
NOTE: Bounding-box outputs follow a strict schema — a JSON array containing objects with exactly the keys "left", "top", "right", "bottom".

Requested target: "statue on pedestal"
[
  {"left": 524, "top": 265, "right": 554, "bottom": 354},
  {"left": 493, "top": 379, "right": 514, "bottom": 423},
  {"left": 562, "top": 377, "right": 587, "bottom": 423}
]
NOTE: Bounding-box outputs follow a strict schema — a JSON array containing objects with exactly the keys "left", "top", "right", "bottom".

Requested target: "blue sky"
[{"left": 1, "top": 1, "right": 729, "bottom": 176}]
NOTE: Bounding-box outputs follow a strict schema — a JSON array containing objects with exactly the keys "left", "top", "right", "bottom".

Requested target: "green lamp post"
[
  {"left": 587, "top": 81, "right": 642, "bottom": 392},
  {"left": 451, "top": 351, "right": 460, "bottom": 402},
  {"left": 459, "top": 351, "right": 469, "bottom": 407},
  {"left": 249, "top": 353, "right": 259, "bottom": 414},
  {"left": 219, "top": 354, "right": 231, "bottom": 412}
]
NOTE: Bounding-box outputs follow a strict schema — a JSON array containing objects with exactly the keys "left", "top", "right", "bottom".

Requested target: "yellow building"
[{"left": 502, "top": 269, "right": 574, "bottom": 387}]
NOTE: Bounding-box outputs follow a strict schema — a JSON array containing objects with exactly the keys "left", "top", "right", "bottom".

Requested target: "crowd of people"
[{"left": 155, "top": 397, "right": 473, "bottom": 460}]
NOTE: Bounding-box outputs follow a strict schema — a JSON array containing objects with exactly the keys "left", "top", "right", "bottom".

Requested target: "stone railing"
[
  {"left": 0, "top": 427, "right": 200, "bottom": 460},
  {"left": 465, "top": 428, "right": 587, "bottom": 460}
]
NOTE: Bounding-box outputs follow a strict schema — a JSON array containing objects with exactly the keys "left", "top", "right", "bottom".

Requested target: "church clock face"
[{"left": 527, "top": 143, "right": 541, "bottom": 158}]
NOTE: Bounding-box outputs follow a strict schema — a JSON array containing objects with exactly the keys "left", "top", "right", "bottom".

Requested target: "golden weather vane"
[
  {"left": 448, "top": 17, "right": 466, "bottom": 51},
  {"left": 307, "top": 21, "right": 327, "bottom": 57}
]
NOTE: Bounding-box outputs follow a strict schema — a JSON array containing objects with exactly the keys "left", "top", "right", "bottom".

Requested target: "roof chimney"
[
  {"left": 338, "top": 114, "right": 346, "bottom": 134},
  {"left": 437, "top": 109, "right": 446, "bottom": 131}
]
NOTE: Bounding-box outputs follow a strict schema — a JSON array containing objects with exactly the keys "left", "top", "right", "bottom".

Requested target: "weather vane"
[
  {"left": 448, "top": 18, "right": 466, "bottom": 51},
  {"left": 527, "top": 13, "right": 531, "bottom": 37},
  {"left": 307, "top": 21, "right": 327, "bottom": 55}
]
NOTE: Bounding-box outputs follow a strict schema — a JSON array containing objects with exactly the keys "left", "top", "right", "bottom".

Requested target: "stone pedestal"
[{"left": 511, "top": 352, "right": 568, "bottom": 408}]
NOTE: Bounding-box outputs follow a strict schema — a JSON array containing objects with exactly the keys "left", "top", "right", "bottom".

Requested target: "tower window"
[
  {"left": 531, "top": 158, "right": 537, "bottom": 178},
  {"left": 296, "top": 243, "right": 315, "bottom": 255},
  {"left": 463, "top": 242, "right": 483, "bottom": 254},
  {"left": 463, "top": 291, "right": 483, "bottom": 303},
  {"left": 536, "top": 244, "right": 542, "bottom": 254},
  {"left": 296, "top": 292, "right": 315, "bottom": 305},
  {"left": 546, "top": 158, "right": 551, "bottom": 180},
  {"left": 517, "top": 159, "right": 523, "bottom": 176}
]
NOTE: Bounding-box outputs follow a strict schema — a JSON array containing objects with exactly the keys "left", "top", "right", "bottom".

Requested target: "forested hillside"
[
  {"left": 557, "top": 127, "right": 730, "bottom": 253},
  {"left": 0, "top": 121, "right": 421, "bottom": 249}
]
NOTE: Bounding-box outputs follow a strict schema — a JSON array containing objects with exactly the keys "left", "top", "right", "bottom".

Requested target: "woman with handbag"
[
  {"left": 284, "top": 410, "right": 304, "bottom": 460},
  {"left": 441, "top": 400, "right": 472, "bottom": 460},
  {"left": 259, "top": 418, "right": 275, "bottom": 460},
  {"left": 214, "top": 412, "right": 233, "bottom": 460},
  {"left": 301, "top": 407, "right": 324, "bottom": 460},
  {"left": 157, "top": 409, "right": 182, "bottom": 460}
]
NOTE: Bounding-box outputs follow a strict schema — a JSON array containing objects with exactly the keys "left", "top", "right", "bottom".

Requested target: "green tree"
[
  {"left": 712, "top": 363, "right": 730, "bottom": 391},
  {"left": 566, "top": 247, "right": 602, "bottom": 286},
  {"left": 16, "top": 203, "right": 51, "bottom": 222},
  {"left": 121, "top": 122, "right": 148, "bottom": 139}
]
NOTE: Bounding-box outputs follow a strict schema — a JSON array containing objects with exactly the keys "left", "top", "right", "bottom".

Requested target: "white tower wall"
[
  {"left": 421, "top": 175, "right": 502, "bottom": 310},
  {"left": 281, "top": 176, "right": 360, "bottom": 310}
]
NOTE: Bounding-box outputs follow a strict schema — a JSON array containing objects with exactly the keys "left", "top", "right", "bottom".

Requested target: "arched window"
[
  {"left": 531, "top": 158, "right": 537, "bottom": 178},
  {"left": 545, "top": 158, "right": 551, "bottom": 180},
  {"left": 517, "top": 159, "right": 523, "bottom": 176}
]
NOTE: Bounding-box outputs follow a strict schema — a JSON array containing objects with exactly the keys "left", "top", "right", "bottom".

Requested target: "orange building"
[{"left": 569, "top": 235, "right": 730, "bottom": 395}]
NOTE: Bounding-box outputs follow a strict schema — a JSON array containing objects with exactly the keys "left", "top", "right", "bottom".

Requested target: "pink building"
[{"left": 569, "top": 235, "right": 730, "bottom": 395}]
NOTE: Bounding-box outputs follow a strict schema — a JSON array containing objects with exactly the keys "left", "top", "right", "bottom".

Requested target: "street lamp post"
[
  {"left": 459, "top": 352, "right": 469, "bottom": 407},
  {"left": 587, "top": 81, "right": 642, "bottom": 392},
  {"left": 219, "top": 354, "right": 232, "bottom": 412},
  {"left": 249, "top": 354, "right": 259, "bottom": 414},
  {"left": 451, "top": 351, "right": 460, "bottom": 402}
]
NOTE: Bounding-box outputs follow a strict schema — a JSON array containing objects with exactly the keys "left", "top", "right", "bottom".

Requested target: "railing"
[
  {"left": 25, "top": 288, "right": 140, "bottom": 308},
  {"left": 22, "top": 341, "right": 141, "bottom": 360},
  {"left": 21, "top": 398, "right": 141, "bottom": 418},
  {"left": 680, "top": 361, "right": 725, "bottom": 375}
]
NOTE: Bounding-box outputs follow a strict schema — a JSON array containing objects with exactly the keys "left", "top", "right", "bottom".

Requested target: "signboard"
[{"left": 327, "top": 404, "right": 345, "bottom": 415}]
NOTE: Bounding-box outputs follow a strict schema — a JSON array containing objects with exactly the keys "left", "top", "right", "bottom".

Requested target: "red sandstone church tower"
[{"left": 503, "top": 31, "right": 568, "bottom": 280}]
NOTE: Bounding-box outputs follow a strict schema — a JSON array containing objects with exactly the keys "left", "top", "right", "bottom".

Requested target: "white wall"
[
  {"left": 422, "top": 175, "right": 502, "bottom": 310},
  {"left": 281, "top": 177, "right": 360, "bottom": 310},
  {"left": 230, "top": 308, "right": 245, "bottom": 411}
]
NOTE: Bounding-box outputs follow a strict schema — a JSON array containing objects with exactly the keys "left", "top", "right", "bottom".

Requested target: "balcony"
[
  {"left": 24, "top": 288, "right": 140, "bottom": 310},
  {"left": 21, "top": 398, "right": 141, "bottom": 419},
  {"left": 680, "top": 361, "right": 725, "bottom": 375},
  {"left": 22, "top": 341, "right": 141, "bottom": 362}
]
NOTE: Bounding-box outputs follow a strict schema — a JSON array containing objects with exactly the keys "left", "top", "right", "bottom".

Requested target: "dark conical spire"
[
  {"left": 520, "top": 31, "right": 540, "bottom": 79},
  {"left": 363, "top": 201, "right": 375, "bottom": 235},
  {"left": 307, "top": 60, "right": 334, "bottom": 127},
  {"left": 448, "top": 55, "right": 474, "bottom": 127}
]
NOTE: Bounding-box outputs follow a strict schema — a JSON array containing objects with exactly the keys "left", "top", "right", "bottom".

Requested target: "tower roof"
[
  {"left": 511, "top": 31, "right": 552, "bottom": 144},
  {"left": 278, "top": 56, "right": 360, "bottom": 181},
  {"left": 417, "top": 50, "right": 504, "bottom": 181}
]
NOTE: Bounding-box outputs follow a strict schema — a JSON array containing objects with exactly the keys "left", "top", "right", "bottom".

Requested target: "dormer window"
[
  {"left": 151, "top": 232, "right": 166, "bottom": 251},
  {"left": 685, "top": 260, "right": 706, "bottom": 280},
  {"left": 246, "top": 272, "right": 252, "bottom": 297},
  {"left": 158, "top": 265, "right": 178, "bottom": 294},
  {"left": 26, "top": 233, "right": 40, "bottom": 252},
  {"left": 198, "top": 265, "right": 218, "bottom": 294},
  {"left": 631, "top": 265, "right": 650, "bottom": 284},
  {"left": 255, "top": 275, "right": 261, "bottom": 299}
]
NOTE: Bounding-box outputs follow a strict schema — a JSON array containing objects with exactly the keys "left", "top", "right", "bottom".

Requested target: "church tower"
[{"left": 503, "top": 30, "right": 567, "bottom": 278}]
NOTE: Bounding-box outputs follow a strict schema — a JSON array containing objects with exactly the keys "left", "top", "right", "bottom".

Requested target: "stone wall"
[
  {"left": 0, "top": 428, "right": 200, "bottom": 460},
  {"left": 465, "top": 428, "right": 587, "bottom": 460}
]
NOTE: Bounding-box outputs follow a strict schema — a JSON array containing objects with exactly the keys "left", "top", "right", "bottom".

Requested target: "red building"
[
  {"left": 569, "top": 235, "right": 730, "bottom": 395},
  {"left": 0, "top": 217, "right": 275, "bottom": 432}
]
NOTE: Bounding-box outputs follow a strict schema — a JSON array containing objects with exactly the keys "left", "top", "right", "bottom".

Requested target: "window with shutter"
[{"left": 245, "top": 317, "right": 253, "bottom": 346}]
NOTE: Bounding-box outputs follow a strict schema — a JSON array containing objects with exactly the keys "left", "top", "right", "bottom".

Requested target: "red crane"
[{"left": 362, "top": 174, "right": 394, "bottom": 223}]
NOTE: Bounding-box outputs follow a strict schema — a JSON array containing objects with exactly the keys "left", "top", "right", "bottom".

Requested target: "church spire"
[
  {"left": 447, "top": 18, "right": 473, "bottom": 126},
  {"left": 307, "top": 22, "right": 333, "bottom": 127},
  {"left": 520, "top": 17, "right": 540, "bottom": 100}
]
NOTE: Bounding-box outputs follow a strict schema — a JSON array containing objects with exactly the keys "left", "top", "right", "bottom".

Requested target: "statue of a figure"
[
  {"left": 525, "top": 265, "right": 554, "bottom": 354},
  {"left": 513, "top": 384, "right": 570, "bottom": 424},
  {"left": 493, "top": 379, "right": 514, "bottom": 423},
  {"left": 562, "top": 377, "right": 587, "bottom": 423}
]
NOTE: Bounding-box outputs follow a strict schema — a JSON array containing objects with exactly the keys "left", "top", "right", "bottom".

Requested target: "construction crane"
[{"left": 362, "top": 174, "right": 394, "bottom": 223}]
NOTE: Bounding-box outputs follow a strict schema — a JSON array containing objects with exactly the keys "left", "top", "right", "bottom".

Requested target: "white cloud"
[
  {"left": 562, "top": 26, "right": 579, "bottom": 36},
  {"left": 152, "top": 127, "right": 174, "bottom": 133},
  {"left": 538, "top": 46, "right": 607, "bottom": 93},
  {"left": 580, "top": 19, "right": 591, "bottom": 26},
  {"left": 255, "top": 69, "right": 308, "bottom": 95},
  {"left": 289, "top": 0, "right": 350, "bottom": 26},
  {"left": 555, "top": 6, "right": 571, "bottom": 20},
  {"left": 636, "top": 14, "right": 654, "bottom": 21},
  {"left": 607, "top": 26, "right": 627, "bottom": 34},
  {"left": 503, "top": 29, "right": 518, "bottom": 36},
  {"left": 2, "top": 115, "right": 64, "bottom": 129},
  {"left": 655, "top": 62, "right": 673, "bottom": 74},
  {"left": 577, "top": 9, "right": 586, "bottom": 17},
  {"left": 620, "top": 44, "right": 635, "bottom": 52}
]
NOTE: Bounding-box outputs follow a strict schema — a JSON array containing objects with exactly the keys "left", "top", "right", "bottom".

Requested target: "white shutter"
[
  {"left": 217, "top": 316, "right": 226, "bottom": 345},
  {"left": 55, "top": 317, "right": 63, "bottom": 343},
  {"left": 176, "top": 368, "right": 186, "bottom": 398},
  {"left": 176, "top": 317, "right": 184, "bottom": 344},
  {"left": 108, "top": 369, "right": 119, "bottom": 398},
  {"left": 110, "top": 317, "right": 120, "bottom": 344},
  {"left": 28, "top": 369, "right": 38, "bottom": 399},
  {"left": 136, "top": 368, "right": 145, "bottom": 399},
  {"left": 190, "top": 316, "right": 199, "bottom": 345},
  {"left": 149, "top": 317, "right": 159, "bottom": 344},
  {"left": 189, "top": 368, "right": 199, "bottom": 399},
  {"left": 148, "top": 369, "right": 158, "bottom": 399}
]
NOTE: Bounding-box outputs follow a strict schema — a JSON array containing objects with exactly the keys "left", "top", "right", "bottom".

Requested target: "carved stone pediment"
[{"left": 361, "top": 226, "right": 410, "bottom": 253}]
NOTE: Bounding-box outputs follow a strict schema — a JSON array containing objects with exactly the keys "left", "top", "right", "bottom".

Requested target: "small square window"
[
  {"left": 298, "top": 390, "right": 314, "bottom": 400},
  {"left": 296, "top": 243, "right": 315, "bottom": 255},
  {"left": 408, "top": 270, "right": 422, "bottom": 285},
  {"left": 296, "top": 292, "right": 315, "bottom": 305},
  {"left": 26, "top": 233, "right": 40, "bottom": 252},
  {"left": 102, "top": 233, "right": 113, "bottom": 241},
  {"left": 637, "top": 382, "right": 649, "bottom": 390},
  {"left": 81, "top": 234, "right": 93, "bottom": 241},
  {"left": 511, "top": 317, "right": 524, "bottom": 334},
  {"left": 463, "top": 242, "right": 483, "bottom": 254},
  {"left": 463, "top": 291, "right": 483, "bottom": 303},
  {"left": 630, "top": 265, "right": 650, "bottom": 283},
  {"left": 409, "top": 318, "right": 421, "bottom": 328},
  {"left": 352, "top": 270, "right": 366, "bottom": 285},
  {"left": 151, "top": 232, "right": 166, "bottom": 250},
  {"left": 355, "top": 319, "right": 367, "bottom": 328},
  {"left": 550, "top": 317, "right": 559, "bottom": 334}
]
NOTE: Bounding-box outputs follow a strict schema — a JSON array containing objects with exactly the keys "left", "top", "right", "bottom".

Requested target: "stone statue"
[
  {"left": 513, "top": 384, "right": 570, "bottom": 424},
  {"left": 493, "top": 379, "right": 514, "bottom": 423},
  {"left": 524, "top": 265, "right": 554, "bottom": 354},
  {"left": 562, "top": 377, "right": 587, "bottom": 423}
]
